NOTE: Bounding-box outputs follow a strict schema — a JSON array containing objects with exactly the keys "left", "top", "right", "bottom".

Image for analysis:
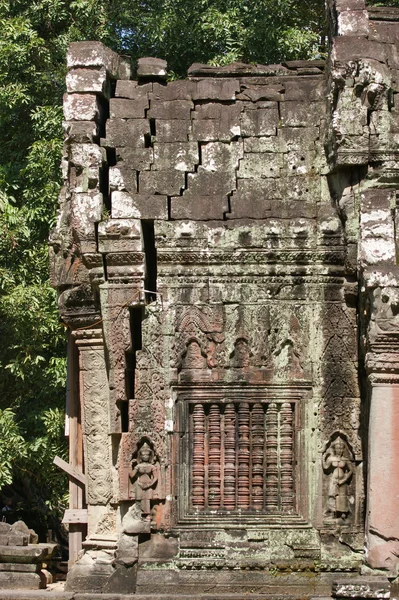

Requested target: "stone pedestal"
[{"left": 0, "top": 522, "right": 57, "bottom": 590}]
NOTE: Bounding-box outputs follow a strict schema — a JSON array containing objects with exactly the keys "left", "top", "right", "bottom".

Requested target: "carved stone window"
[{"left": 177, "top": 386, "right": 307, "bottom": 524}]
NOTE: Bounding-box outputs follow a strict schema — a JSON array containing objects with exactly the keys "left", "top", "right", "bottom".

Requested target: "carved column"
[
  {"left": 73, "top": 328, "right": 113, "bottom": 535},
  {"left": 365, "top": 349, "right": 399, "bottom": 571},
  {"left": 360, "top": 190, "right": 399, "bottom": 571}
]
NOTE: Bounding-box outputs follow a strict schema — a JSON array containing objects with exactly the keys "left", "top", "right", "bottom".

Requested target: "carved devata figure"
[
  {"left": 323, "top": 434, "right": 354, "bottom": 523},
  {"left": 129, "top": 438, "right": 160, "bottom": 519}
]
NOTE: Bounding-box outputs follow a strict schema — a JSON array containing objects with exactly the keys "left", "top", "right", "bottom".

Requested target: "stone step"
[{"left": 0, "top": 593, "right": 332, "bottom": 600}]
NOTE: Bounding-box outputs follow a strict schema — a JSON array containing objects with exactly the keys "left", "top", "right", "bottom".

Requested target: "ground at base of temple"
[{"left": 0, "top": 580, "right": 392, "bottom": 600}]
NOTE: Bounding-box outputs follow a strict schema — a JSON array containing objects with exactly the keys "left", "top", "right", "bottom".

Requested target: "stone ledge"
[{"left": 0, "top": 595, "right": 334, "bottom": 600}]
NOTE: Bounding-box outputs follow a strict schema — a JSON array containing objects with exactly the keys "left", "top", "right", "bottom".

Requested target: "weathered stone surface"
[
  {"left": 171, "top": 195, "right": 229, "bottom": 220},
  {"left": 201, "top": 141, "right": 243, "bottom": 171},
  {"left": 66, "top": 67, "right": 109, "bottom": 96},
  {"left": 155, "top": 119, "right": 190, "bottom": 142},
  {"left": 109, "top": 165, "right": 138, "bottom": 194},
  {"left": 152, "top": 80, "right": 196, "bottom": 101},
  {"left": 111, "top": 191, "right": 168, "bottom": 220},
  {"left": 192, "top": 78, "right": 240, "bottom": 101},
  {"left": 116, "top": 147, "right": 153, "bottom": 170},
  {"left": 148, "top": 99, "right": 193, "bottom": 120},
  {"left": 105, "top": 119, "right": 150, "bottom": 148},
  {"left": 63, "top": 94, "right": 99, "bottom": 121},
  {"left": 67, "top": 41, "right": 130, "bottom": 79},
  {"left": 98, "top": 219, "right": 142, "bottom": 253},
  {"left": 0, "top": 545, "right": 54, "bottom": 564},
  {"left": 153, "top": 142, "right": 199, "bottom": 171},
  {"left": 53, "top": 6, "right": 399, "bottom": 594},
  {"left": 0, "top": 572, "right": 42, "bottom": 590},
  {"left": 63, "top": 121, "right": 99, "bottom": 143},
  {"left": 184, "top": 169, "right": 236, "bottom": 197},
  {"left": 240, "top": 107, "right": 279, "bottom": 136},
  {"left": 139, "top": 170, "right": 185, "bottom": 195},
  {"left": 137, "top": 57, "right": 167, "bottom": 80},
  {"left": 109, "top": 97, "right": 149, "bottom": 119},
  {"left": 115, "top": 80, "right": 152, "bottom": 100}
]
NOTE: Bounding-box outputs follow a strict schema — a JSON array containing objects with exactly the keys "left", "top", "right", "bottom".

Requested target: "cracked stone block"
[
  {"left": 139, "top": 171, "right": 185, "bottom": 195},
  {"left": 281, "top": 127, "right": 320, "bottom": 150},
  {"left": 171, "top": 195, "right": 229, "bottom": 220},
  {"left": 237, "top": 85, "right": 284, "bottom": 102},
  {"left": 240, "top": 107, "right": 279, "bottom": 137},
  {"left": 193, "top": 103, "right": 241, "bottom": 121},
  {"left": 63, "top": 93, "right": 99, "bottom": 121},
  {"left": 111, "top": 191, "right": 168, "bottom": 219},
  {"left": 156, "top": 120, "right": 191, "bottom": 142},
  {"left": 201, "top": 141, "right": 243, "bottom": 172},
  {"left": 109, "top": 97, "right": 149, "bottom": 119},
  {"left": 192, "top": 105, "right": 241, "bottom": 141},
  {"left": 153, "top": 142, "right": 199, "bottom": 171},
  {"left": 115, "top": 80, "right": 152, "bottom": 99},
  {"left": 105, "top": 119, "right": 150, "bottom": 147},
  {"left": 192, "top": 78, "right": 240, "bottom": 101},
  {"left": 333, "top": 36, "right": 387, "bottom": 64}
]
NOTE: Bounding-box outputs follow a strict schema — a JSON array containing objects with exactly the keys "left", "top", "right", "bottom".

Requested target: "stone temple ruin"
[{"left": 49, "top": 0, "right": 399, "bottom": 596}]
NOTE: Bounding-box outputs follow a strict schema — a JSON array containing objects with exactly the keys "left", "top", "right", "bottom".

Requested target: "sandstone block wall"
[{"left": 50, "top": 1, "right": 399, "bottom": 594}]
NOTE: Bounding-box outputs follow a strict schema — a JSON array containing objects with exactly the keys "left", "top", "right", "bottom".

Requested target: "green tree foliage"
[{"left": 0, "top": 0, "right": 326, "bottom": 535}]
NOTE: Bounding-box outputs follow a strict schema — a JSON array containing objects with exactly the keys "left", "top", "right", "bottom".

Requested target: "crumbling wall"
[{"left": 50, "top": 0, "right": 399, "bottom": 594}]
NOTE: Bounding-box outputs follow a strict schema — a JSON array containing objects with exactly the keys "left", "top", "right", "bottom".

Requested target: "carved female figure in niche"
[
  {"left": 129, "top": 441, "right": 158, "bottom": 517},
  {"left": 322, "top": 435, "right": 354, "bottom": 522}
]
